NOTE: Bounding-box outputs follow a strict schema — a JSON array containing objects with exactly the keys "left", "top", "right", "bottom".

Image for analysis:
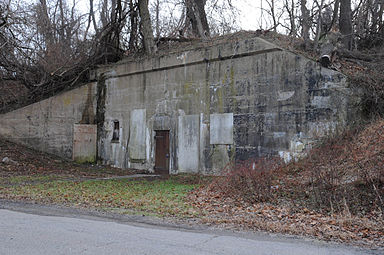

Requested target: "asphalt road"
[{"left": 0, "top": 208, "right": 380, "bottom": 255}]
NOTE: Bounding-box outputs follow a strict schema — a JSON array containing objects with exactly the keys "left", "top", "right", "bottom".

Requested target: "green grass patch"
[
  {"left": 0, "top": 176, "right": 202, "bottom": 218},
  {"left": 0, "top": 175, "right": 64, "bottom": 186}
]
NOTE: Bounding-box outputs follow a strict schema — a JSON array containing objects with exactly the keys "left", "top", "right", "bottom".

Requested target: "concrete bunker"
[{"left": 0, "top": 35, "right": 359, "bottom": 175}]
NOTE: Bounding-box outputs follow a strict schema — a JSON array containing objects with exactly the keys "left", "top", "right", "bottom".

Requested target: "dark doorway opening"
[{"left": 154, "top": 130, "right": 170, "bottom": 174}]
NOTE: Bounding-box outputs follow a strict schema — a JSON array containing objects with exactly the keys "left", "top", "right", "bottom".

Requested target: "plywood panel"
[
  {"left": 210, "top": 113, "right": 233, "bottom": 144},
  {"left": 129, "top": 109, "right": 146, "bottom": 160},
  {"left": 73, "top": 124, "right": 97, "bottom": 163},
  {"left": 177, "top": 115, "right": 199, "bottom": 172}
]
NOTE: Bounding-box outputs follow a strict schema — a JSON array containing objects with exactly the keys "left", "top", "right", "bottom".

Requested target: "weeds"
[
  {"left": 205, "top": 119, "right": 384, "bottom": 217},
  {"left": 288, "top": 119, "right": 384, "bottom": 216},
  {"left": 210, "top": 158, "right": 283, "bottom": 203}
]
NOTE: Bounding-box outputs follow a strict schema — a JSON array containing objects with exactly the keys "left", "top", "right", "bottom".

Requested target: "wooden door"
[{"left": 154, "top": 130, "right": 169, "bottom": 174}]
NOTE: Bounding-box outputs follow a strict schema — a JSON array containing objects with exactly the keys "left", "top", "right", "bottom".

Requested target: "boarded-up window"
[
  {"left": 177, "top": 115, "right": 199, "bottom": 173},
  {"left": 128, "top": 109, "right": 146, "bottom": 160},
  {"left": 112, "top": 121, "right": 119, "bottom": 141},
  {"left": 210, "top": 113, "right": 234, "bottom": 144},
  {"left": 73, "top": 124, "right": 97, "bottom": 163}
]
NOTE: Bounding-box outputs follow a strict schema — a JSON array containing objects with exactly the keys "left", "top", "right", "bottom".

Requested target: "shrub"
[
  {"left": 290, "top": 120, "right": 384, "bottom": 215},
  {"left": 211, "top": 158, "right": 283, "bottom": 203}
]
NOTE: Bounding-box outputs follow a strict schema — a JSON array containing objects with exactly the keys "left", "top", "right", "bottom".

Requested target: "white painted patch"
[
  {"left": 210, "top": 113, "right": 234, "bottom": 144},
  {"left": 177, "top": 115, "right": 199, "bottom": 173},
  {"left": 277, "top": 91, "right": 295, "bottom": 101},
  {"left": 128, "top": 109, "right": 146, "bottom": 160}
]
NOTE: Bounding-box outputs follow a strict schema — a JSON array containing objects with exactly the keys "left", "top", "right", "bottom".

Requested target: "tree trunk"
[
  {"left": 100, "top": 0, "right": 108, "bottom": 28},
  {"left": 111, "top": 0, "right": 117, "bottom": 24},
  {"left": 39, "top": 0, "right": 54, "bottom": 48},
  {"left": 339, "top": 0, "right": 353, "bottom": 50},
  {"left": 84, "top": 0, "right": 98, "bottom": 39},
  {"left": 314, "top": 0, "right": 325, "bottom": 50},
  {"left": 185, "top": 0, "right": 210, "bottom": 38},
  {"left": 138, "top": 0, "right": 156, "bottom": 54},
  {"left": 266, "top": 0, "right": 278, "bottom": 31},
  {"left": 285, "top": 0, "right": 297, "bottom": 36},
  {"left": 155, "top": 0, "right": 160, "bottom": 38},
  {"left": 58, "top": 0, "right": 65, "bottom": 43},
  {"left": 301, "top": 0, "right": 310, "bottom": 49},
  {"left": 0, "top": 4, "right": 7, "bottom": 28},
  {"left": 331, "top": 0, "right": 340, "bottom": 30},
  {"left": 371, "top": 0, "right": 384, "bottom": 34},
  {"left": 129, "top": 0, "right": 138, "bottom": 50}
]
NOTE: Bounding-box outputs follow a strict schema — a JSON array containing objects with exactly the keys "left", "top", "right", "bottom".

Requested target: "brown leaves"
[
  {"left": 186, "top": 119, "right": 384, "bottom": 247},
  {"left": 188, "top": 182, "right": 384, "bottom": 248},
  {"left": 0, "top": 138, "right": 137, "bottom": 179}
]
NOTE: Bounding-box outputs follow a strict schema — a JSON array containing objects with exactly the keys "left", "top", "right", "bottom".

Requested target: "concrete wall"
[
  {"left": 0, "top": 83, "right": 97, "bottom": 158},
  {"left": 0, "top": 36, "right": 359, "bottom": 174},
  {"left": 95, "top": 36, "right": 358, "bottom": 173}
]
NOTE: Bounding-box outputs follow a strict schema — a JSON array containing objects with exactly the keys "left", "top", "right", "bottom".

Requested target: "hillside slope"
[{"left": 191, "top": 118, "right": 384, "bottom": 247}]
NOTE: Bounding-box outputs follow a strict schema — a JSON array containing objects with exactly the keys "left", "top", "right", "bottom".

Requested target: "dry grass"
[{"left": 190, "top": 119, "right": 384, "bottom": 248}]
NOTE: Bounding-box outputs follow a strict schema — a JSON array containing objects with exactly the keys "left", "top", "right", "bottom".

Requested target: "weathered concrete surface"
[
  {"left": 0, "top": 83, "right": 97, "bottom": 158},
  {"left": 177, "top": 115, "right": 199, "bottom": 173},
  {"left": 0, "top": 209, "right": 378, "bottom": 255},
  {"left": 0, "top": 35, "right": 360, "bottom": 174},
  {"left": 73, "top": 124, "right": 97, "bottom": 163},
  {"left": 95, "top": 36, "right": 358, "bottom": 173}
]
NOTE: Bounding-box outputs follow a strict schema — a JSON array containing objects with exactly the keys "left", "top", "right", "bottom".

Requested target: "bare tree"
[
  {"left": 314, "top": 0, "right": 325, "bottom": 50},
  {"left": 354, "top": 0, "right": 384, "bottom": 48},
  {"left": 330, "top": 0, "right": 340, "bottom": 30},
  {"left": 154, "top": 0, "right": 160, "bottom": 38},
  {"left": 0, "top": 2, "right": 8, "bottom": 28},
  {"left": 263, "top": 0, "right": 285, "bottom": 32},
  {"left": 84, "top": 0, "right": 98, "bottom": 40},
  {"left": 138, "top": 0, "right": 156, "bottom": 54},
  {"left": 340, "top": 0, "right": 353, "bottom": 49},
  {"left": 128, "top": 0, "right": 139, "bottom": 50},
  {"left": 185, "top": 0, "right": 210, "bottom": 38},
  {"left": 284, "top": 0, "right": 297, "bottom": 36},
  {"left": 301, "top": 0, "right": 310, "bottom": 49}
]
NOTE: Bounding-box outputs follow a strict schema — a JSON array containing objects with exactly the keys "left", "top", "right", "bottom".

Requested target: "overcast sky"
[
  {"left": 75, "top": 0, "right": 262, "bottom": 31},
  {"left": 71, "top": 0, "right": 362, "bottom": 33},
  {"left": 235, "top": 1, "right": 262, "bottom": 30}
]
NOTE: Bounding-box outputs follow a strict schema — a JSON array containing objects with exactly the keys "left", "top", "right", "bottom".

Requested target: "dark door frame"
[{"left": 154, "top": 130, "right": 170, "bottom": 174}]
